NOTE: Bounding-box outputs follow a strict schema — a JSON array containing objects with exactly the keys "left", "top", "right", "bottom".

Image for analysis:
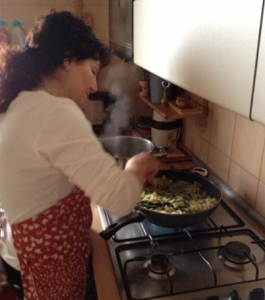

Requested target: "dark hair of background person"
[{"left": 0, "top": 11, "right": 110, "bottom": 113}]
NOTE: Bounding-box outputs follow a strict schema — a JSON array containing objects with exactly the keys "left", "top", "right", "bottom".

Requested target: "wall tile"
[
  {"left": 40, "top": 5, "right": 75, "bottom": 15},
  {"left": 2, "top": 1, "right": 108, "bottom": 41},
  {"left": 182, "top": 118, "right": 195, "bottom": 151},
  {"left": 3, "top": 5, "right": 41, "bottom": 34},
  {"left": 208, "top": 145, "right": 230, "bottom": 183},
  {"left": 192, "top": 134, "right": 209, "bottom": 164},
  {"left": 39, "top": 5, "right": 61, "bottom": 16},
  {"left": 83, "top": 5, "right": 108, "bottom": 43},
  {"left": 182, "top": 111, "right": 211, "bottom": 164},
  {"left": 183, "top": 121, "right": 209, "bottom": 164},
  {"left": 256, "top": 181, "right": 265, "bottom": 218},
  {"left": 194, "top": 102, "right": 213, "bottom": 143},
  {"left": 40, "top": 0, "right": 72, "bottom": 5},
  {"left": 209, "top": 104, "right": 236, "bottom": 157},
  {"left": 84, "top": 0, "right": 108, "bottom": 5},
  {"left": 259, "top": 146, "right": 265, "bottom": 185},
  {"left": 3, "top": 0, "right": 40, "bottom": 5},
  {"left": 231, "top": 115, "right": 265, "bottom": 179},
  {"left": 0, "top": 4, "right": 6, "bottom": 16},
  {"left": 228, "top": 161, "right": 258, "bottom": 207},
  {"left": 186, "top": 93, "right": 213, "bottom": 143}
]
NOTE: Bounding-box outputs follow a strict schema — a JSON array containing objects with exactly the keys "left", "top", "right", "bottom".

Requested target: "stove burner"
[
  {"left": 143, "top": 254, "right": 175, "bottom": 280},
  {"left": 218, "top": 241, "right": 255, "bottom": 269},
  {"left": 226, "top": 241, "right": 251, "bottom": 257}
]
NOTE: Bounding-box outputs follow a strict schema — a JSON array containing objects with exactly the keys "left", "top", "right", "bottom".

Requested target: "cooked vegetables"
[{"left": 138, "top": 176, "right": 218, "bottom": 215}]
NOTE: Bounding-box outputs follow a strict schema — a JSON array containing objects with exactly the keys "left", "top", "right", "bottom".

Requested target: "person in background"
[{"left": 0, "top": 11, "right": 159, "bottom": 300}]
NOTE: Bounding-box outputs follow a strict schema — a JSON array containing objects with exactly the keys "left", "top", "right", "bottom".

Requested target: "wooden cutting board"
[{"left": 161, "top": 144, "right": 192, "bottom": 162}]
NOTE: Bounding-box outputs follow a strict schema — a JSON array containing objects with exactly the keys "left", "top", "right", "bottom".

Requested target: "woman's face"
[{"left": 64, "top": 58, "right": 100, "bottom": 111}]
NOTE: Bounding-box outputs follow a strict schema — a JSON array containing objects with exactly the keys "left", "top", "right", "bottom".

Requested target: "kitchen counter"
[
  {"left": 90, "top": 159, "right": 265, "bottom": 300},
  {"left": 91, "top": 203, "right": 120, "bottom": 300}
]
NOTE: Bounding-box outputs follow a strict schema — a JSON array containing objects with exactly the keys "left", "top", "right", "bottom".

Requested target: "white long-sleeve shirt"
[{"left": 0, "top": 90, "right": 141, "bottom": 270}]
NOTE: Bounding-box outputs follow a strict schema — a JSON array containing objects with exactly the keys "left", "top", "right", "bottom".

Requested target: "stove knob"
[
  {"left": 248, "top": 288, "right": 264, "bottom": 300},
  {"left": 227, "top": 290, "right": 241, "bottom": 300}
]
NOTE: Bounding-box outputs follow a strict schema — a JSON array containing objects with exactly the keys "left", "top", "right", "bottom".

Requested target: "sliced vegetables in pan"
[{"left": 138, "top": 176, "right": 218, "bottom": 215}]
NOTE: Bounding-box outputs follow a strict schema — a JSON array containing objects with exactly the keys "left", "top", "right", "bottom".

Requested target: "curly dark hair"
[{"left": 0, "top": 11, "right": 110, "bottom": 112}]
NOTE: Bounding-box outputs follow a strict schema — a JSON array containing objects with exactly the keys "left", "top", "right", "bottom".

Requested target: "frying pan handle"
[{"left": 99, "top": 211, "right": 145, "bottom": 240}]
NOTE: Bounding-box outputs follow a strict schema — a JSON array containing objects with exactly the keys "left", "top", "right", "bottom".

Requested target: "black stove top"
[
  {"left": 98, "top": 163, "right": 265, "bottom": 300},
  {"left": 115, "top": 228, "right": 265, "bottom": 299}
]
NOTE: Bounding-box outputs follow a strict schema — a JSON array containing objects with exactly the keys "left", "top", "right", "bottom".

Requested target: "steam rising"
[{"left": 99, "top": 64, "right": 134, "bottom": 137}]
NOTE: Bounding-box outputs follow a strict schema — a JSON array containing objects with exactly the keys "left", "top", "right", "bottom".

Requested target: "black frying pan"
[{"left": 99, "top": 169, "right": 222, "bottom": 240}]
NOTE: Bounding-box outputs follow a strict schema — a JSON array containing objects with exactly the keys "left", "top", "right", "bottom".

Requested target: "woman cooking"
[{"left": 0, "top": 11, "right": 159, "bottom": 300}]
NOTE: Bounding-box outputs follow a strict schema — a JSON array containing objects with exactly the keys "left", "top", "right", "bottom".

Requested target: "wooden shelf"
[{"left": 138, "top": 94, "right": 207, "bottom": 120}]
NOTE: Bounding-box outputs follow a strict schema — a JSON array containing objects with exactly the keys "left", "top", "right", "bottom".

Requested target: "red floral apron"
[{"left": 11, "top": 187, "right": 93, "bottom": 300}]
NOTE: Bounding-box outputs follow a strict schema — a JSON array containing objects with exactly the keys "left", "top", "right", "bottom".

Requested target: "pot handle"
[
  {"left": 152, "top": 147, "right": 167, "bottom": 159},
  {"left": 99, "top": 211, "right": 145, "bottom": 240},
  {"left": 189, "top": 166, "right": 209, "bottom": 178},
  {"left": 169, "top": 166, "right": 209, "bottom": 178}
]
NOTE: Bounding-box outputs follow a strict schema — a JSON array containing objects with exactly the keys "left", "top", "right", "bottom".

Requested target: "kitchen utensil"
[
  {"left": 149, "top": 73, "right": 173, "bottom": 104},
  {"left": 161, "top": 80, "right": 170, "bottom": 106},
  {"left": 99, "top": 169, "right": 222, "bottom": 239},
  {"left": 139, "top": 69, "right": 149, "bottom": 97},
  {"left": 99, "top": 135, "right": 167, "bottom": 168}
]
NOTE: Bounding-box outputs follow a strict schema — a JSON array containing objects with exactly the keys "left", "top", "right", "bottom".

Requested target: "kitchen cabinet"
[
  {"left": 133, "top": 0, "right": 263, "bottom": 119},
  {"left": 251, "top": 7, "right": 265, "bottom": 124}
]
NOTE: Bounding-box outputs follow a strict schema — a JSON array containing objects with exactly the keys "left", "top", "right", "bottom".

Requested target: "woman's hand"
[{"left": 124, "top": 152, "right": 160, "bottom": 187}]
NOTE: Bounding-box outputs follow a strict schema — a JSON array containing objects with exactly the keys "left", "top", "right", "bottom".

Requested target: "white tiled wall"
[
  {"left": 182, "top": 99, "right": 265, "bottom": 219},
  {"left": 0, "top": 0, "right": 109, "bottom": 43}
]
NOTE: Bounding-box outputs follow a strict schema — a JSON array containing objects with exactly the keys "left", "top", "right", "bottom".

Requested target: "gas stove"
[{"left": 98, "top": 162, "right": 265, "bottom": 300}]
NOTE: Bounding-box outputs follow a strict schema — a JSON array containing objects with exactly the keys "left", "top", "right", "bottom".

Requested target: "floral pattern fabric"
[{"left": 11, "top": 187, "right": 93, "bottom": 300}]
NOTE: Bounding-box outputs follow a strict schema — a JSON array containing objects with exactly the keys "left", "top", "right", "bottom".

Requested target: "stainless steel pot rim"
[
  {"left": 99, "top": 135, "right": 153, "bottom": 143},
  {"left": 99, "top": 135, "right": 155, "bottom": 158}
]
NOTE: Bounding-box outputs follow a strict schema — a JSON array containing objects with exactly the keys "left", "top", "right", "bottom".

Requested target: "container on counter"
[{"left": 151, "top": 111, "right": 181, "bottom": 149}]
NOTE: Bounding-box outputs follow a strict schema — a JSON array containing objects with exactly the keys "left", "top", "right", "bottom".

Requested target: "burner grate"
[{"left": 115, "top": 229, "right": 265, "bottom": 300}]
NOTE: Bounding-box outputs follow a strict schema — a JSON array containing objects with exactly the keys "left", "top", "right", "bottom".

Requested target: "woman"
[{"left": 0, "top": 11, "right": 159, "bottom": 300}]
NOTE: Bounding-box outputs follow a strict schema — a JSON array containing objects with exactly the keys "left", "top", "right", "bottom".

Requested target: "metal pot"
[
  {"left": 99, "top": 169, "right": 222, "bottom": 240},
  {"left": 99, "top": 136, "right": 166, "bottom": 168}
]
